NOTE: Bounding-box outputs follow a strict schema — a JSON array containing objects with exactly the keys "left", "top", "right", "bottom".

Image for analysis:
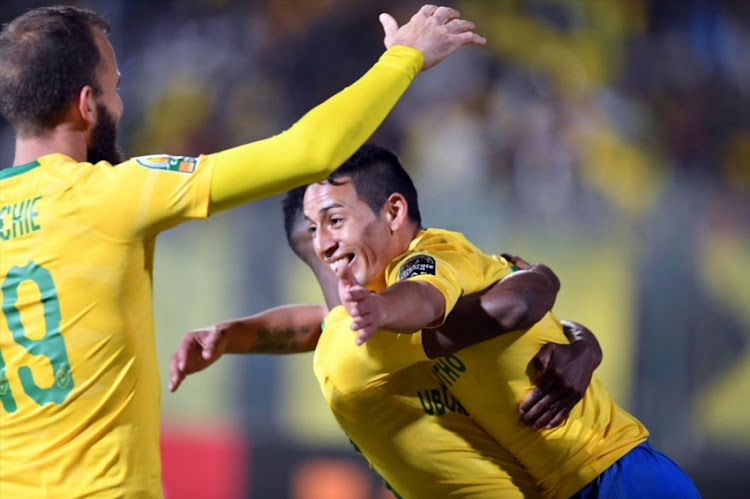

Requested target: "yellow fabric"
[
  {"left": 385, "top": 228, "right": 649, "bottom": 498},
  {"left": 208, "top": 46, "right": 423, "bottom": 212},
  {"left": 0, "top": 46, "right": 423, "bottom": 496},
  {"left": 0, "top": 153, "right": 213, "bottom": 497},
  {"left": 314, "top": 306, "right": 541, "bottom": 498}
]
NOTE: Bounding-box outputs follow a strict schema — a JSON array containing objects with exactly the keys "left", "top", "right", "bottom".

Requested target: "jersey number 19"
[{"left": 1, "top": 262, "right": 73, "bottom": 413}]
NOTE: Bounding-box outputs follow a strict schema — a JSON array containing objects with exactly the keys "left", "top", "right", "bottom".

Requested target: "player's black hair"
[
  {"left": 281, "top": 185, "right": 308, "bottom": 257},
  {"left": 326, "top": 143, "right": 422, "bottom": 226},
  {"left": 283, "top": 144, "right": 421, "bottom": 254},
  {"left": 0, "top": 6, "right": 111, "bottom": 136}
]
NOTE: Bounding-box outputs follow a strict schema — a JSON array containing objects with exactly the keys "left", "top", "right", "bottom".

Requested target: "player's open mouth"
[{"left": 329, "top": 254, "right": 354, "bottom": 273}]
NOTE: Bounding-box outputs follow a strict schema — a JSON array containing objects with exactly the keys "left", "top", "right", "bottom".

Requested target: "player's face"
[
  {"left": 304, "top": 178, "right": 397, "bottom": 289},
  {"left": 87, "top": 31, "right": 124, "bottom": 165},
  {"left": 291, "top": 211, "right": 341, "bottom": 308}
]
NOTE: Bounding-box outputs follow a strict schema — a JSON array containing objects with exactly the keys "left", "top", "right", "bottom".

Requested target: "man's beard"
[{"left": 87, "top": 103, "right": 125, "bottom": 165}]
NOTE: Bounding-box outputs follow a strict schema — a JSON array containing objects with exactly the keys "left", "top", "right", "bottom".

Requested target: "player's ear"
[
  {"left": 385, "top": 193, "right": 408, "bottom": 231},
  {"left": 75, "top": 85, "right": 97, "bottom": 128}
]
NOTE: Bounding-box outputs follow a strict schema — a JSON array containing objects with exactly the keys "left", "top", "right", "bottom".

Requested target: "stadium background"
[{"left": 1, "top": 0, "right": 749, "bottom": 497}]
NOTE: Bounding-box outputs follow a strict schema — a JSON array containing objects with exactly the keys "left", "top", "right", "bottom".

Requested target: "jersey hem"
[{"left": 552, "top": 436, "right": 648, "bottom": 499}]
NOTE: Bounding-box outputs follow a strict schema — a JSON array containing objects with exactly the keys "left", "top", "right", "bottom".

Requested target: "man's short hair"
[
  {"left": 0, "top": 6, "right": 111, "bottom": 136},
  {"left": 326, "top": 144, "right": 422, "bottom": 226},
  {"left": 283, "top": 144, "right": 421, "bottom": 257}
]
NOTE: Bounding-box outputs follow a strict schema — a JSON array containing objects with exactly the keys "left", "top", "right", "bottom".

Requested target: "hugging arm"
[
  {"left": 518, "top": 320, "right": 602, "bottom": 429},
  {"left": 421, "top": 255, "right": 602, "bottom": 430},
  {"left": 339, "top": 253, "right": 559, "bottom": 348},
  {"left": 422, "top": 256, "right": 560, "bottom": 359}
]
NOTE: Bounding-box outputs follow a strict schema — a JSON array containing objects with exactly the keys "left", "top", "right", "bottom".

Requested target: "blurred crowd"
[{"left": 3, "top": 0, "right": 748, "bottom": 217}]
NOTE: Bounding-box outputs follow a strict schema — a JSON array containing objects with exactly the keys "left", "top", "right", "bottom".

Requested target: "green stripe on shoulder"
[{"left": 0, "top": 160, "right": 41, "bottom": 180}]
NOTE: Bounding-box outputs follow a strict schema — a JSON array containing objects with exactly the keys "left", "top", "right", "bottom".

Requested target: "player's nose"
[{"left": 313, "top": 226, "right": 337, "bottom": 260}]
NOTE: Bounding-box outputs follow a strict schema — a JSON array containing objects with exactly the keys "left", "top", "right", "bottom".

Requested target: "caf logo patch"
[
  {"left": 134, "top": 155, "right": 197, "bottom": 174},
  {"left": 398, "top": 255, "right": 436, "bottom": 280}
]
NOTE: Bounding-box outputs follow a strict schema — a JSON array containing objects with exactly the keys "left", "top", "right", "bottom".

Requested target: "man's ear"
[
  {"left": 75, "top": 85, "right": 97, "bottom": 128},
  {"left": 385, "top": 193, "right": 409, "bottom": 231}
]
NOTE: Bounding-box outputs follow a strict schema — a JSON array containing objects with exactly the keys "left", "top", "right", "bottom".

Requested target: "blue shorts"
[{"left": 571, "top": 441, "right": 700, "bottom": 498}]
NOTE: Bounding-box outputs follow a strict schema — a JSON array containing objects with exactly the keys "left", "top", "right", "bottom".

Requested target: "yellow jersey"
[
  {"left": 0, "top": 153, "right": 214, "bottom": 497},
  {"left": 313, "top": 305, "right": 541, "bottom": 498},
  {"left": 384, "top": 228, "right": 650, "bottom": 498},
  {"left": 0, "top": 45, "right": 423, "bottom": 497}
]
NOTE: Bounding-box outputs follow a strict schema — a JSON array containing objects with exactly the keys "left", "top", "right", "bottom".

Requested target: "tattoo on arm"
[{"left": 251, "top": 325, "right": 311, "bottom": 353}]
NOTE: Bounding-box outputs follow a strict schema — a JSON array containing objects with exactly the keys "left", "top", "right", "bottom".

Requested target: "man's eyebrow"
[
  {"left": 303, "top": 202, "right": 344, "bottom": 223},
  {"left": 318, "top": 203, "right": 343, "bottom": 216}
]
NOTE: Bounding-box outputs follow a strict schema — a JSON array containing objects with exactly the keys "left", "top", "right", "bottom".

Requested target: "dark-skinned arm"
[
  {"left": 168, "top": 304, "right": 327, "bottom": 392},
  {"left": 422, "top": 255, "right": 560, "bottom": 359},
  {"left": 518, "top": 320, "right": 603, "bottom": 429},
  {"left": 421, "top": 254, "right": 602, "bottom": 430}
]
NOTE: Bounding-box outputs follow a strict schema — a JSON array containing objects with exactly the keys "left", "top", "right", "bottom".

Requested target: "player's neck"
[
  {"left": 365, "top": 275, "right": 388, "bottom": 293},
  {"left": 13, "top": 126, "right": 88, "bottom": 166}
]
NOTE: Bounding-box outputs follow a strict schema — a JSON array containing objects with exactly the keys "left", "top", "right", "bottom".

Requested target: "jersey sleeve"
[
  {"left": 207, "top": 46, "right": 423, "bottom": 212},
  {"left": 387, "top": 251, "right": 478, "bottom": 328},
  {"left": 78, "top": 153, "right": 215, "bottom": 240},
  {"left": 385, "top": 234, "right": 492, "bottom": 327}
]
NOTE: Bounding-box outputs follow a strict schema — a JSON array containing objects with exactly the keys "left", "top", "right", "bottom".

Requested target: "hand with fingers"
[
  {"left": 518, "top": 337, "right": 600, "bottom": 429},
  {"left": 381, "top": 4, "right": 486, "bottom": 71},
  {"left": 335, "top": 263, "right": 385, "bottom": 345},
  {"left": 168, "top": 325, "right": 229, "bottom": 392}
]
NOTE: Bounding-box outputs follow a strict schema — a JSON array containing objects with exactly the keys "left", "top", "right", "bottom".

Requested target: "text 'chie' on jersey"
[
  {"left": 312, "top": 305, "right": 541, "bottom": 498},
  {"left": 0, "top": 153, "right": 214, "bottom": 497},
  {"left": 385, "top": 228, "right": 650, "bottom": 499}
]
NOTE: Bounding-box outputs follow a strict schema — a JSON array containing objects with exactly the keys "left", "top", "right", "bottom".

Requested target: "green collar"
[{"left": 0, "top": 160, "right": 41, "bottom": 180}]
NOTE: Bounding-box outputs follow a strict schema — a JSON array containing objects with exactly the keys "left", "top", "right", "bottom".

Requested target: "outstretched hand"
[
  {"left": 168, "top": 325, "right": 229, "bottom": 392},
  {"left": 336, "top": 263, "right": 384, "bottom": 345},
  {"left": 518, "top": 340, "right": 598, "bottom": 429},
  {"left": 380, "top": 5, "right": 486, "bottom": 71}
]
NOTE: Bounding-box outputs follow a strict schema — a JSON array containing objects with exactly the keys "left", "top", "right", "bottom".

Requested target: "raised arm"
[
  {"left": 208, "top": 6, "right": 485, "bottom": 212},
  {"left": 168, "top": 304, "right": 327, "bottom": 392}
]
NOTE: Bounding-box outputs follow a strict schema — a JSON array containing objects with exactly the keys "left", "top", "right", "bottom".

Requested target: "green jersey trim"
[{"left": 0, "top": 160, "right": 41, "bottom": 180}]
